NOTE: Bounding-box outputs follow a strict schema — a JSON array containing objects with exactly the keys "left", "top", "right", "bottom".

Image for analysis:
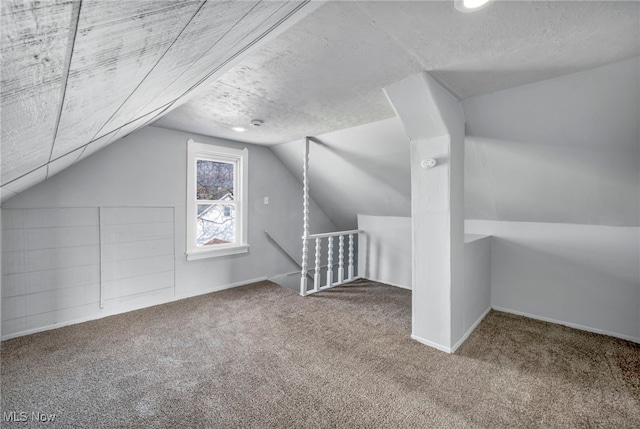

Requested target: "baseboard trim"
[
  {"left": 1, "top": 276, "right": 268, "bottom": 341},
  {"left": 269, "top": 271, "right": 299, "bottom": 278},
  {"left": 411, "top": 334, "right": 451, "bottom": 354},
  {"left": 492, "top": 306, "right": 640, "bottom": 344},
  {"left": 1, "top": 294, "right": 174, "bottom": 342},
  {"left": 181, "top": 276, "right": 268, "bottom": 299},
  {"left": 362, "top": 277, "right": 411, "bottom": 290},
  {"left": 451, "top": 306, "right": 491, "bottom": 353}
]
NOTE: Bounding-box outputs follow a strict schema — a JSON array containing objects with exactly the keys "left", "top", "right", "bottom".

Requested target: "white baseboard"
[
  {"left": 1, "top": 294, "right": 173, "bottom": 341},
  {"left": 269, "top": 271, "right": 299, "bottom": 278},
  {"left": 451, "top": 306, "right": 491, "bottom": 353},
  {"left": 180, "top": 276, "right": 268, "bottom": 300},
  {"left": 492, "top": 306, "right": 640, "bottom": 344},
  {"left": 363, "top": 277, "right": 411, "bottom": 290},
  {"left": 1, "top": 276, "right": 268, "bottom": 341},
  {"left": 410, "top": 307, "right": 491, "bottom": 354},
  {"left": 411, "top": 334, "right": 452, "bottom": 354}
]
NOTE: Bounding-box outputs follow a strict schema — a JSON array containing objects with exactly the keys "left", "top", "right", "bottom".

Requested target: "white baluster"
[
  {"left": 300, "top": 138, "right": 310, "bottom": 296},
  {"left": 314, "top": 238, "right": 321, "bottom": 291},
  {"left": 326, "top": 236, "right": 334, "bottom": 287},
  {"left": 348, "top": 234, "right": 354, "bottom": 280},
  {"left": 338, "top": 235, "right": 345, "bottom": 284}
]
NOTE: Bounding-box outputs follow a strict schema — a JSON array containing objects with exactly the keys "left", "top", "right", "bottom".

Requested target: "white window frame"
[{"left": 186, "top": 139, "right": 249, "bottom": 260}]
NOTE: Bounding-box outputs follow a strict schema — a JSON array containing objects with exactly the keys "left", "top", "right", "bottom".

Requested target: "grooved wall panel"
[
  {"left": 1, "top": 208, "right": 101, "bottom": 336},
  {"left": 101, "top": 239, "right": 175, "bottom": 263},
  {"left": 1, "top": 206, "right": 176, "bottom": 339},
  {"left": 99, "top": 207, "right": 175, "bottom": 310}
]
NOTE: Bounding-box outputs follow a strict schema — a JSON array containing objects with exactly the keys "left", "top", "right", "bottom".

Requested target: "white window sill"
[{"left": 186, "top": 244, "right": 249, "bottom": 261}]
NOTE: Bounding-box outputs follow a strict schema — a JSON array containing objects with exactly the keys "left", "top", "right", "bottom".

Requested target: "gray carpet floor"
[{"left": 1, "top": 279, "right": 639, "bottom": 428}]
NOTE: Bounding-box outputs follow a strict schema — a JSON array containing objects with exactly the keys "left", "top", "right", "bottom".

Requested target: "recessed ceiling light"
[
  {"left": 454, "top": 0, "right": 492, "bottom": 13},
  {"left": 231, "top": 126, "right": 246, "bottom": 132}
]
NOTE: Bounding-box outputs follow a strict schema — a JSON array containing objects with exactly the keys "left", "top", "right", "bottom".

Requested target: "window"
[{"left": 186, "top": 139, "right": 248, "bottom": 260}]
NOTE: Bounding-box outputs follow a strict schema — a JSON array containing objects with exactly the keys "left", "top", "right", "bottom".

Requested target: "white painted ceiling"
[
  {"left": 155, "top": 0, "right": 640, "bottom": 145},
  {"left": 1, "top": 0, "right": 318, "bottom": 201},
  {"left": 2, "top": 0, "right": 639, "bottom": 203},
  {"left": 272, "top": 57, "right": 639, "bottom": 230}
]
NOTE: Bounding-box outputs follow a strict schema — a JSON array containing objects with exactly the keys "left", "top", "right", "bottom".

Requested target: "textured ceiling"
[
  {"left": 155, "top": 0, "right": 640, "bottom": 145},
  {"left": 0, "top": 0, "right": 318, "bottom": 201},
  {"left": 2, "top": 0, "right": 639, "bottom": 202}
]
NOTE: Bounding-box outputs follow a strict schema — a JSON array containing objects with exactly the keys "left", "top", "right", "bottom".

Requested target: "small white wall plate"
[{"left": 421, "top": 158, "right": 438, "bottom": 169}]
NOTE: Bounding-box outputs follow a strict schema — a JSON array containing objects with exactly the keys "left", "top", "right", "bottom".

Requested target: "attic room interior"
[{"left": 1, "top": 0, "right": 639, "bottom": 427}]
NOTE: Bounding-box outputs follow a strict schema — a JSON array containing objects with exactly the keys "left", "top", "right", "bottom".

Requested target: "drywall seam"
[
  {"left": 492, "top": 305, "right": 640, "bottom": 344},
  {"left": 169, "top": 1, "right": 323, "bottom": 109},
  {"left": 47, "top": 0, "right": 82, "bottom": 169},
  {"left": 89, "top": 1, "right": 208, "bottom": 142}
]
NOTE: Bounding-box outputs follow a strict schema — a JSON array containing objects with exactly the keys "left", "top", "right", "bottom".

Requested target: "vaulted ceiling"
[
  {"left": 156, "top": 0, "right": 640, "bottom": 144},
  {"left": 1, "top": 0, "right": 639, "bottom": 203},
  {"left": 1, "top": 0, "right": 318, "bottom": 201}
]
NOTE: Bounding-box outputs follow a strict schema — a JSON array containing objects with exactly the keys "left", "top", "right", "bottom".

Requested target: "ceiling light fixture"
[
  {"left": 231, "top": 126, "right": 246, "bottom": 132},
  {"left": 250, "top": 119, "right": 264, "bottom": 127},
  {"left": 454, "top": 0, "right": 492, "bottom": 13}
]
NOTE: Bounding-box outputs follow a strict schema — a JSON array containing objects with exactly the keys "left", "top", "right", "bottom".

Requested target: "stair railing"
[
  {"left": 299, "top": 136, "right": 362, "bottom": 296},
  {"left": 300, "top": 230, "right": 361, "bottom": 296}
]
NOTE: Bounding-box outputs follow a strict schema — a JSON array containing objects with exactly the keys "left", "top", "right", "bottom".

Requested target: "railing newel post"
[
  {"left": 300, "top": 138, "right": 310, "bottom": 296},
  {"left": 314, "top": 237, "right": 321, "bottom": 292},
  {"left": 338, "top": 235, "right": 345, "bottom": 284},
  {"left": 327, "top": 236, "right": 334, "bottom": 287},
  {"left": 348, "top": 233, "right": 354, "bottom": 280}
]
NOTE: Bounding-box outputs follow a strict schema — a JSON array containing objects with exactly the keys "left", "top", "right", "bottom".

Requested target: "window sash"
[
  {"left": 186, "top": 139, "right": 248, "bottom": 260},
  {"left": 195, "top": 158, "right": 236, "bottom": 201}
]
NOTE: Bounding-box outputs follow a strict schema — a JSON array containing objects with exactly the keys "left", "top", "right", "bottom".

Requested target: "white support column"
[
  {"left": 300, "top": 137, "right": 310, "bottom": 296},
  {"left": 348, "top": 234, "right": 354, "bottom": 280},
  {"left": 338, "top": 235, "right": 345, "bottom": 284},
  {"left": 385, "top": 72, "right": 465, "bottom": 353},
  {"left": 326, "top": 236, "right": 334, "bottom": 287},
  {"left": 314, "top": 238, "right": 321, "bottom": 292}
]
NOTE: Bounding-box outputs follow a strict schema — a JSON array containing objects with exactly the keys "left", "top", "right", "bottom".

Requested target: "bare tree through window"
[
  {"left": 197, "top": 160, "right": 234, "bottom": 200},
  {"left": 196, "top": 160, "right": 236, "bottom": 245}
]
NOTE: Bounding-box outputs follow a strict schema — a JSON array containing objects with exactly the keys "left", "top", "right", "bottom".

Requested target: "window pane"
[
  {"left": 197, "top": 160, "right": 234, "bottom": 200},
  {"left": 197, "top": 204, "right": 236, "bottom": 246}
]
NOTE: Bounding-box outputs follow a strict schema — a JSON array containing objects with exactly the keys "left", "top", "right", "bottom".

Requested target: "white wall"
[
  {"left": 463, "top": 57, "right": 639, "bottom": 226},
  {"left": 357, "top": 214, "right": 411, "bottom": 290},
  {"left": 356, "top": 212, "right": 492, "bottom": 351},
  {"left": 272, "top": 117, "right": 410, "bottom": 230},
  {"left": 466, "top": 220, "right": 639, "bottom": 342},
  {"left": 452, "top": 235, "right": 492, "bottom": 351},
  {"left": 385, "top": 72, "right": 466, "bottom": 353},
  {"left": 463, "top": 58, "right": 640, "bottom": 343},
  {"left": 1, "top": 125, "right": 336, "bottom": 337},
  {"left": 0, "top": 209, "right": 3, "bottom": 340}
]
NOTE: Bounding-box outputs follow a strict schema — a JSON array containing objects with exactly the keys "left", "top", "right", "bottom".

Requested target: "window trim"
[{"left": 186, "top": 139, "right": 249, "bottom": 260}]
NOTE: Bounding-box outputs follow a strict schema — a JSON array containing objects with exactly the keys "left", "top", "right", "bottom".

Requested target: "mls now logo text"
[{"left": 3, "top": 411, "right": 57, "bottom": 423}]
